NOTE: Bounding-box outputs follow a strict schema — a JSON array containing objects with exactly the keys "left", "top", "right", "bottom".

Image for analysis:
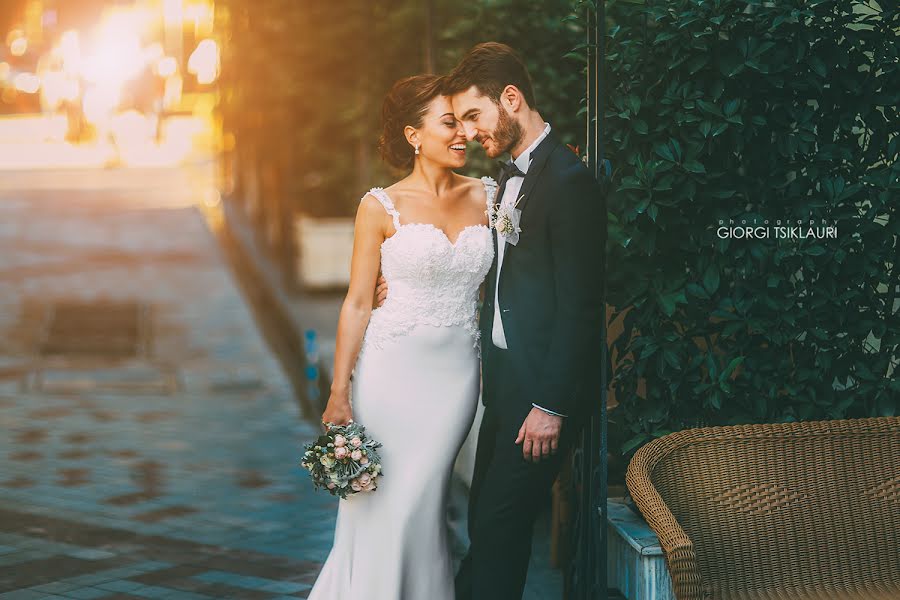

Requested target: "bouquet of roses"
[{"left": 300, "top": 421, "right": 383, "bottom": 499}]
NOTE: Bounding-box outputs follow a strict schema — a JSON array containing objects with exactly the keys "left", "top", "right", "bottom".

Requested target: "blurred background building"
[{"left": 0, "top": 0, "right": 218, "bottom": 150}]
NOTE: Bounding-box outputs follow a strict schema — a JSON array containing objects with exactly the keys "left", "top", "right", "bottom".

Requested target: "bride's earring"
[{"left": 414, "top": 144, "right": 420, "bottom": 155}]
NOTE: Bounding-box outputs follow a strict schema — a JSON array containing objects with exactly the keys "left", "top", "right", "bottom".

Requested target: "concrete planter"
[{"left": 294, "top": 215, "right": 354, "bottom": 289}]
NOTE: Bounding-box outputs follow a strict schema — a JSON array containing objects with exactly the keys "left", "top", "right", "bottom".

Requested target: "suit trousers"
[{"left": 455, "top": 342, "right": 577, "bottom": 600}]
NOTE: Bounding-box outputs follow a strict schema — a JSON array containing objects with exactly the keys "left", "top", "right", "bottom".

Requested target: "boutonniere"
[{"left": 486, "top": 194, "right": 524, "bottom": 246}]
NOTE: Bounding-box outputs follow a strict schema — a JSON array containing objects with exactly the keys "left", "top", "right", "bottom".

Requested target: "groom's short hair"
[{"left": 444, "top": 42, "right": 536, "bottom": 110}]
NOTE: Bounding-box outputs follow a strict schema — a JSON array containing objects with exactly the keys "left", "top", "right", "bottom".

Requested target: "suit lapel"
[
  {"left": 481, "top": 227, "right": 499, "bottom": 331},
  {"left": 495, "top": 131, "right": 560, "bottom": 338},
  {"left": 489, "top": 227, "right": 499, "bottom": 283}
]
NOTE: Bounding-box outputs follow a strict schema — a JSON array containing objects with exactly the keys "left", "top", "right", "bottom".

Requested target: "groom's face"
[{"left": 451, "top": 86, "right": 521, "bottom": 159}]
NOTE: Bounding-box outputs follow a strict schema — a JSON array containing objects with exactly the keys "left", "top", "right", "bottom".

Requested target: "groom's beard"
[{"left": 489, "top": 105, "right": 524, "bottom": 158}]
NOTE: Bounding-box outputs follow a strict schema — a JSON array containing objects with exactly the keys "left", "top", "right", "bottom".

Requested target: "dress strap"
[
  {"left": 481, "top": 176, "right": 499, "bottom": 210},
  {"left": 364, "top": 187, "right": 401, "bottom": 230}
]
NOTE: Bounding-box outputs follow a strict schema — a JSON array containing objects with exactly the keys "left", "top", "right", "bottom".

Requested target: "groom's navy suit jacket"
[{"left": 479, "top": 130, "right": 605, "bottom": 422}]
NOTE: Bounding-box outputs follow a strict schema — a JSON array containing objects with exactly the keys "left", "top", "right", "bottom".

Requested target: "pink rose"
[
  {"left": 350, "top": 479, "right": 362, "bottom": 491},
  {"left": 358, "top": 472, "right": 371, "bottom": 485},
  {"left": 333, "top": 435, "right": 346, "bottom": 447},
  {"left": 360, "top": 456, "right": 369, "bottom": 465},
  {"left": 350, "top": 449, "right": 362, "bottom": 461},
  {"left": 326, "top": 482, "right": 336, "bottom": 489},
  {"left": 350, "top": 437, "right": 362, "bottom": 448},
  {"left": 363, "top": 477, "right": 377, "bottom": 491},
  {"left": 334, "top": 446, "right": 348, "bottom": 459}
]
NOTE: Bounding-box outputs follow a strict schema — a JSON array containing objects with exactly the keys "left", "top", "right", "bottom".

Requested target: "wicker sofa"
[{"left": 625, "top": 415, "right": 900, "bottom": 600}]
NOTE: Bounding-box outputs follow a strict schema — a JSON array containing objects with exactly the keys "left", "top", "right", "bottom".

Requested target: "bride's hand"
[{"left": 321, "top": 390, "right": 353, "bottom": 428}]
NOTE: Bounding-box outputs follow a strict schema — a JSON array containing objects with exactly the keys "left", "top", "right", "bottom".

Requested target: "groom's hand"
[
  {"left": 373, "top": 274, "right": 388, "bottom": 308},
  {"left": 515, "top": 407, "right": 562, "bottom": 462}
]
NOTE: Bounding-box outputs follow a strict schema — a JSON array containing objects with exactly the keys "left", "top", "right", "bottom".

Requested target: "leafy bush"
[{"left": 602, "top": 0, "right": 899, "bottom": 457}]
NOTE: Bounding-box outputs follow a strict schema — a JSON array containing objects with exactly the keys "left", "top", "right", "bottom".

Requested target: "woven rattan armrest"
[{"left": 625, "top": 436, "right": 709, "bottom": 600}]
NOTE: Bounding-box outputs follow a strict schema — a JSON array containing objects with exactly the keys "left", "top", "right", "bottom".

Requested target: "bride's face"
[{"left": 415, "top": 96, "right": 468, "bottom": 169}]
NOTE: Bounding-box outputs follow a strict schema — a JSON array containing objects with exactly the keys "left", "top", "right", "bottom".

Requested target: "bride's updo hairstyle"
[{"left": 378, "top": 74, "right": 444, "bottom": 170}]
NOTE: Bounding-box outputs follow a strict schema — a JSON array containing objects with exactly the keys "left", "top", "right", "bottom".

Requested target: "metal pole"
[
  {"left": 565, "top": 3, "right": 610, "bottom": 597},
  {"left": 586, "top": 1, "right": 609, "bottom": 597}
]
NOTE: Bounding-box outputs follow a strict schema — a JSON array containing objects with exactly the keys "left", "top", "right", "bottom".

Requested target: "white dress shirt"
[{"left": 490, "top": 122, "right": 566, "bottom": 418}]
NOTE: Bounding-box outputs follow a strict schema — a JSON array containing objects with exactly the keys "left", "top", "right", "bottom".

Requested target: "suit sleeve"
[{"left": 537, "top": 163, "right": 605, "bottom": 416}]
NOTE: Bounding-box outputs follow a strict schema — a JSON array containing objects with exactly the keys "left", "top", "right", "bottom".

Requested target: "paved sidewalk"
[{"left": 0, "top": 165, "right": 337, "bottom": 599}]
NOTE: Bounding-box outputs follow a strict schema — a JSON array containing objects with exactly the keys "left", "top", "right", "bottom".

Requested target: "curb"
[{"left": 217, "top": 197, "right": 326, "bottom": 419}]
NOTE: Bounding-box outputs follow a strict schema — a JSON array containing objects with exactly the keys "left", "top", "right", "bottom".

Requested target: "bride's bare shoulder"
[
  {"left": 450, "top": 177, "right": 489, "bottom": 225},
  {"left": 456, "top": 174, "right": 484, "bottom": 187},
  {"left": 456, "top": 174, "right": 489, "bottom": 196},
  {"left": 384, "top": 174, "right": 418, "bottom": 193},
  {"left": 457, "top": 175, "right": 494, "bottom": 209}
]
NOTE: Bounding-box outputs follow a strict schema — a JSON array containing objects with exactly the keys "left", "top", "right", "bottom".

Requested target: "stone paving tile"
[
  {"left": 0, "top": 591, "right": 47, "bottom": 600},
  {"left": 93, "top": 581, "right": 146, "bottom": 593},
  {"left": 64, "top": 588, "right": 117, "bottom": 599},
  {"left": 126, "top": 566, "right": 207, "bottom": 586}
]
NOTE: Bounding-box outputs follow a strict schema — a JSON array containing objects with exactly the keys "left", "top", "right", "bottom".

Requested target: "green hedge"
[{"left": 603, "top": 0, "right": 898, "bottom": 457}]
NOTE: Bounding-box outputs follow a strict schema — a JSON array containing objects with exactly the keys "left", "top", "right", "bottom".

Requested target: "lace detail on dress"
[
  {"left": 359, "top": 179, "right": 496, "bottom": 356},
  {"left": 481, "top": 175, "right": 498, "bottom": 211},
  {"left": 364, "top": 188, "right": 401, "bottom": 230}
]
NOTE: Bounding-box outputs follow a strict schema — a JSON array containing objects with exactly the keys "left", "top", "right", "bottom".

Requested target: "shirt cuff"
[{"left": 532, "top": 403, "right": 567, "bottom": 418}]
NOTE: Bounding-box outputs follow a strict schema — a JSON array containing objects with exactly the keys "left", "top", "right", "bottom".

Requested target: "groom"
[
  {"left": 444, "top": 42, "right": 604, "bottom": 600},
  {"left": 377, "top": 42, "right": 604, "bottom": 599}
]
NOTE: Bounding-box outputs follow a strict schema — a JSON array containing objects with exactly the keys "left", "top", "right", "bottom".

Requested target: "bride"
[{"left": 307, "top": 74, "right": 497, "bottom": 599}]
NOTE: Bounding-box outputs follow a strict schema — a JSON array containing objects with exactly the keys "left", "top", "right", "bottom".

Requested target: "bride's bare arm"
[{"left": 321, "top": 194, "right": 388, "bottom": 425}]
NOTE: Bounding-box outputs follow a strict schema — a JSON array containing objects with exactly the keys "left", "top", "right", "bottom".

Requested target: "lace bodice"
[{"left": 359, "top": 177, "right": 497, "bottom": 354}]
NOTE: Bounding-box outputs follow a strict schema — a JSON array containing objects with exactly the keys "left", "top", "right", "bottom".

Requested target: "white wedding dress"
[{"left": 307, "top": 177, "right": 497, "bottom": 600}]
